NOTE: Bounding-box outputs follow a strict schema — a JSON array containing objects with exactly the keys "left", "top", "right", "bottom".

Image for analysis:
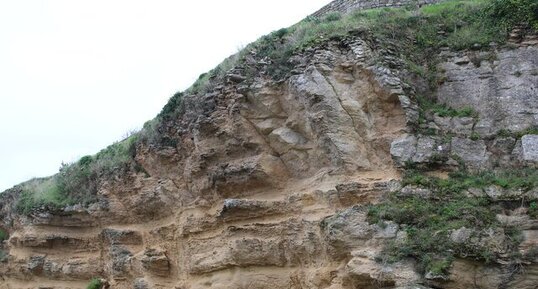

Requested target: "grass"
[
  {"left": 416, "top": 95, "right": 478, "bottom": 124},
  {"left": 402, "top": 168, "right": 538, "bottom": 193},
  {"left": 369, "top": 168, "right": 538, "bottom": 276},
  {"left": 484, "top": 0, "right": 538, "bottom": 31},
  {"left": 497, "top": 126, "right": 538, "bottom": 139},
  {"left": 0, "top": 229, "right": 7, "bottom": 241},
  {"left": 16, "top": 134, "right": 139, "bottom": 215},
  {"left": 16, "top": 177, "right": 73, "bottom": 215},
  {"left": 86, "top": 278, "right": 102, "bottom": 289}
]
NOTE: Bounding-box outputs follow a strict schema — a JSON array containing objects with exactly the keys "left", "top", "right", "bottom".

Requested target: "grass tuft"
[{"left": 86, "top": 278, "right": 102, "bottom": 289}]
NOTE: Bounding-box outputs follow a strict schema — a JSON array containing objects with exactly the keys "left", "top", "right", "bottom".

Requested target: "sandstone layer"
[{"left": 1, "top": 2, "right": 538, "bottom": 289}]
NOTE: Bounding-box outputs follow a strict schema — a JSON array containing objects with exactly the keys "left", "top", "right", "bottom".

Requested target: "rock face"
[
  {"left": 521, "top": 135, "right": 538, "bottom": 164},
  {"left": 0, "top": 2, "right": 537, "bottom": 289},
  {"left": 0, "top": 32, "right": 411, "bottom": 289},
  {"left": 437, "top": 47, "right": 538, "bottom": 136}
]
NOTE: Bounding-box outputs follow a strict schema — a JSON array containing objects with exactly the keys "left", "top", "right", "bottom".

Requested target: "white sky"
[{"left": 0, "top": 0, "right": 331, "bottom": 192}]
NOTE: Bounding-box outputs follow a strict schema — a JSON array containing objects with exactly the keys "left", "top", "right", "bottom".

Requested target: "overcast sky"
[{"left": 0, "top": 0, "right": 331, "bottom": 192}]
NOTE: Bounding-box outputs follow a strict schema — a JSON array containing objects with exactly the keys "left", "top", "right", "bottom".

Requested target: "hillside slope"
[{"left": 1, "top": 0, "right": 538, "bottom": 288}]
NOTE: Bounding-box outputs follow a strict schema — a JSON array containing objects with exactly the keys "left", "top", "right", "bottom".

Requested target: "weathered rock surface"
[
  {"left": 0, "top": 3, "right": 537, "bottom": 289},
  {"left": 437, "top": 47, "right": 538, "bottom": 136}
]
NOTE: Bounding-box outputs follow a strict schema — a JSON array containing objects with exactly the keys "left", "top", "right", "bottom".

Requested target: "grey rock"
[
  {"left": 254, "top": 119, "right": 281, "bottom": 135},
  {"left": 390, "top": 135, "right": 417, "bottom": 165},
  {"left": 227, "top": 74, "right": 246, "bottom": 83},
  {"left": 521, "top": 135, "right": 538, "bottom": 163},
  {"left": 26, "top": 255, "right": 45, "bottom": 275},
  {"left": 133, "top": 278, "right": 150, "bottom": 289},
  {"left": 43, "top": 260, "right": 62, "bottom": 279},
  {"left": 490, "top": 137, "right": 516, "bottom": 155},
  {"left": 268, "top": 127, "right": 308, "bottom": 154},
  {"left": 412, "top": 136, "right": 437, "bottom": 163},
  {"left": 433, "top": 115, "right": 451, "bottom": 131},
  {"left": 450, "top": 227, "right": 473, "bottom": 244},
  {"left": 433, "top": 115, "right": 474, "bottom": 135},
  {"left": 451, "top": 117, "right": 475, "bottom": 135},
  {"left": 101, "top": 228, "right": 143, "bottom": 245},
  {"left": 109, "top": 245, "right": 132, "bottom": 276},
  {"left": 373, "top": 221, "right": 398, "bottom": 239},
  {"left": 437, "top": 47, "right": 538, "bottom": 135},
  {"left": 525, "top": 187, "right": 538, "bottom": 200},
  {"left": 496, "top": 214, "right": 529, "bottom": 227},
  {"left": 485, "top": 185, "right": 523, "bottom": 201},
  {"left": 451, "top": 137, "right": 489, "bottom": 169},
  {"left": 322, "top": 207, "right": 373, "bottom": 256},
  {"left": 464, "top": 187, "right": 485, "bottom": 198},
  {"left": 398, "top": 185, "right": 432, "bottom": 198}
]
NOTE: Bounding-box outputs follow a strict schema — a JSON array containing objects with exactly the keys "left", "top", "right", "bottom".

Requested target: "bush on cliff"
[
  {"left": 86, "top": 278, "right": 102, "bottom": 289},
  {"left": 15, "top": 134, "right": 139, "bottom": 214},
  {"left": 485, "top": 0, "right": 538, "bottom": 31},
  {"left": 0, "top": 229, "right": 7, "bottom": 241}
]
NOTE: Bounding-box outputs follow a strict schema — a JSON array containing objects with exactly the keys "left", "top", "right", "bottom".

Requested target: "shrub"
[
  {"left": 529, "top": 202, "right": 538, "bottom": 219},
  {"left": 273, "top": 28, "right": 289, "bottom": 38},
  {"left": 15, "top": 133, "right": 140, "bottom": 215},
  {"left": 158, "top": 92, "right": 184, "bottom": 120},
  {"left": 485, "top": 0, "right": 538, "bottom": 31},
  {"left": 324, "top": 12, "right": 342, "bottom": 22},
  {"left": 86, "top": 278, "right": 102, "bottom": 289},
  {"left": 0, "top": 229, "right": 7, "bottom": 241},
  {"left": 16, "top": 177, "right": 73, "bottom": 214}
]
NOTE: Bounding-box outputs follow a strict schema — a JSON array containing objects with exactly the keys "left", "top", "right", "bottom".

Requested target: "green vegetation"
[
  {"left": 86, "top": 278, "right": 102, "bottom": 289},
  {"left": 402, "top": 168, "right": 538, "bottom": 193},
  {"left": 158, "top": 92, "right": 184, "bottom": 120},
  {"left": 16, "top": 135, "right": 139, "bottom": 215},
  {"left": 529, "top": 202, "right": 538, "bottom": 219},
  {"left": 369, "top": 168, "right": 538, "bottom": 276},
  {"left": 485, "top": 0, "right": 538, "bottom": 31},
  {"left": 16, "top": 177, "right": 73, "bottom": 214},
  {"left": 470, "top": 132, "right": 481, "bottom": 141},
  {"left": 416, "top": 95, "right": 478, "bottom": 122},
  {"left": 497, "top": 126, "right": 538, "bottom": 139},
  {"left": 0, "top": 229, "right": 7, "bottom": 241}
]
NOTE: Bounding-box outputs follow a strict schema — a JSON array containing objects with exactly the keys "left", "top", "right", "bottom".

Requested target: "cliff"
[{"left": 1, "top": 0, "right": 538, "bottom": 288}]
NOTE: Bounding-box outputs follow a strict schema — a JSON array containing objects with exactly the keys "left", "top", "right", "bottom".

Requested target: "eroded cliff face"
[
  {"left": 1, "top": 7, "right": 538, "bottom": 289},
  {"left": 0, "top": 36, "right": 413, "bottom": 289}
]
